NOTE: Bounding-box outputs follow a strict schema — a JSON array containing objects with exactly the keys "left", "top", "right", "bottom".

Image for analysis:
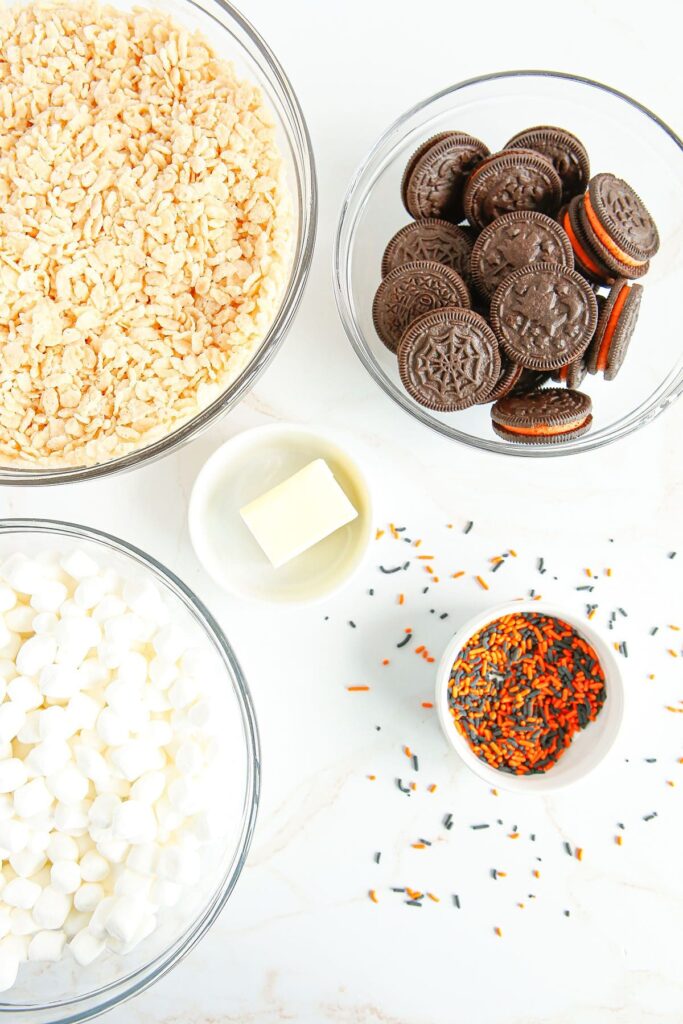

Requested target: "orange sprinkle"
[
  {"left": 421, "top": 701, "right": 434, "bottom": 709},
  {"left": 347, "top": 686, "right": 369, "bottom": 692},
  {"left": 447, "top": 523, "right": 453, "bottom": 529},
  {"left": 490, "top": 556, "right": 504, "bottom": 565},
  {"left": 414, "top": 539, "right": 422, "bottom": 548},
  {"left": 584, "top": 568, "right": 592, "bottom": 578},
  {"left": 427, "top": 784, "right": 437, "bottom": 793},
  {"left": 517, "top": 902, "right": 525, "bottom": 909},
  {"left": 667, "top": 649, "right": 679, "bottom": 658},
  {"left": 666, "top": 705, "right": 683, "bottom": 713},
  {"left": 406, "top": 888, "right": 422, "bottom": 900},
  {"left": 494, "top": 927, "right": 502, "bottom": 938},
  {"left": 678, "top": 758, "right": 683, "bottom": 764},
  {"left": 497, "top": 871, "right": 507, "bottom": 878},
  {"left": 367, "top": 775, "right": 376, "bottom": 781},
  {"left": 606, "top": 568, "right": 612, "bottom": 577},
  {"left": 533, "top": 594, "right": 542, "bottom": 601},
  {"left": 587, "top": 608, "right": 596, "bottom": 621},
  {"left": 613, "top": 642, "right": 620, "bottom": 652},
  {"left": 409, "top": 782, "right": 417, "bottom": 791},
  {"left": 509, "top": 549, "right": 518, "bottom": 558},
  {"left": 615, "top": 835, "right": 622, "bottom": 846},
  {"left": 451, "top": 571, "right": 465, "bottom": 579},
  {"left": 382, "top": 659, "right": 390, "bottom": 666},
  {"left": 389, "top": 523, "right": 398, "bottom": 538},
  {"left": 475, "top": 575, "right": 489, "bottom": 591},
  {"left": 532, "top": 869, "right": 540, "bottom": 879},
  {"left": 433, "top": 577, "right": 440, "bottom": 583},
  {"left": 375, "top": 529, "right": 385, "bottom": 541},
  {"left": 666, "top": 780, "right": 675, "bottom": 787},
  {"left": 415, "top": 645, "right": 425, "bottom": 655},
  {"left": 426, "top": 656, "right": 435, "bottom": 663},
  {"left": 508, "top": 833, "right": 519, "bottom": 839},
  {"left": 669, "top": 625, "right": 681, "bottom": 631},
  {"left": 575, "top": 847, "right": 583, "bottom": 862},
  {"left": 417, "top": 554, "right": 434, "bottom": 560},
  {"left": 648, "top": 674, "right": 656, "bottom": 680},
  {"left": 369, "top": 889, "right": 379, "bottom": 903},
  {"left": 398, "top": 593, "right": 404, "bottom": 605},
  {"left": 427, "top": 892, "right": 440, "bottom": 903},
  {"left": 404, "top": 627, "right": 413, "bottom": 633},
  {"left": 491, "top": 788, "right": 498, "bottom": 796},
  {"left": 411, "top": 843, "right": 426, "bottom": 850},
  {"left": 425, "top": 565, "right": 434, "bottom": 575},
  {"left": 403, "top": 746, "right": 412, "bottom": 758}
]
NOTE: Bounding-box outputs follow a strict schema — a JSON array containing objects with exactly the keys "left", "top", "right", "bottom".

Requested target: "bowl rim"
[
  {"left": 333, "top": 69, "right": 683, "bottom": 458},
  {"left": 434, "top": 598, "right": 625, "bottom": 793},
  {"left": 0, "top": 517, "right": 260, "bottom": 1022},
  {"left": 0, "top": 0, "right": 318, "bottom": 487},
  {"left": 187, "top": 422, "right": 374, "bottom": 606}
]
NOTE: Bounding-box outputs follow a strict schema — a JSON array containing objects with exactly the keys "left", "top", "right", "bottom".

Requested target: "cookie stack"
[{"left": 372, "top": 126, "right": 659, "bottom": 443}]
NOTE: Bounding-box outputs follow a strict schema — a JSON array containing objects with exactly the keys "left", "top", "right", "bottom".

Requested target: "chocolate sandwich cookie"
[
  {"left": 577, "top": 185, "right": 650, "bottom": 280},
  {"left": 490, "top": 262, "right": 598, "bottom": 371},
  {"left": 397, "top": 307, "right": 501, "bottom": 411},
  {"left": 463, "top": 149, "right": 562, "bottom": 230},
  {"left": 478, "top": 357, "right": 523, "bottom": 404},
  {"left": 372, "top": 260, "right": 471, "bottom": 353},
  {"left": 381, "top": 219, "right": 473, "bottom": 281},
  {"left": 504, "top": 126, "right": 590, "bottom": 202},
  {"left": 552, "top": 357, "right": 588, "bottom": 388},
  {"left": 402, "top": 132, "right": 490, "bottom": 223},
  {"left": 470, "top": 211, "right": 574, "bottom": 299},
  {"left": 510, "top": 368, "right": 552, "bottom": 394},
  {"left": 559, "top": 198, "right": 615, "bottom": 285},
  {"left": 586, "top": 280, "right": 643, "bottom": 379},
  {"left": 491, "top": 388, "right": 593, "bottom": 444},
  {"left": 585, "top": 173, "right": 659, "bottom": 264}
]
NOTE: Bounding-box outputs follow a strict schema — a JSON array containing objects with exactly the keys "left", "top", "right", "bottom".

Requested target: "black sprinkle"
[
  {"left": 395, "top": 526, "right": 406, "bottom": 533},
  {"left": 530, "top": 834, "right": 536, "bottom": 842},
  {"left": 422, "top": 587, "right": 429, "bottom": 594},
  {"left": 348, "top": 621, "right": 356, "bottom": 629},
  {"left": 391, "top": 887, "right": 405, "bottom": 893},
  {"left": 564, "top": 909, "right": 571, "bottom": 918},
  {"left": 563, "top": 841, "right": 572, "bottom": 856},
  {"left": 464, "top": 521, "right": 474, "bottom": 534},
  {"left": 412, "top": 755, "right": 419, "bottom": 772},
  {"left": 374, "top": 852, "right": 381, "bottom": 864},
  {"left": 644, "top": 758, "right": 657, "bottom": 763},
  {"left": 396, "top": 778, "right": 411, "bottom": 795},
  {"left": 622, "top": 641, "right": 629, "bottom": 658},
  {"left": 650, "top": 627, "right": 659, "bottom": 636},
  {"left": 403, "top": 537, "right": 412, "bottom": 544},
  {"left": 430, "top": 609, "right": 435, "bottom": 615},
  {"left": 402, "top": 561, "right": 410, "bottom": 571},
  {"left": 396, "top": 633, "right": 412, "bottom": 649},
  {"left": 368, "top": 588, "right": 374, "bottom": 596},
  {"left": 490, "top": 869, "right": 497, "bottom": 880},
  {"left": 471, "top": 823, "right": 490, "bottom": 830},
  {"left": 618, "top": 607, "right": 628, "bottom": 617},
  {"left": 668, "top": 551, "right": 677, "bottom": 559},
  {"left": 643, "top": 812, "right": 658, "bottom": 822},
  {"left": 537, "top": 557, "right": 544, "bottom": 573},
  {"left": 443, "top": 813, "right": 453, "bottom": 830},
  {"left": 453, "top": 894, "right": 461, "bottom": 909},
  {"left": 440, "top": 613, "right": 449, "bottom": 620},
  {"left": 576, "top": 585, "right": 594, "bottom": 592},
  {"left": 529, "top": 589, "right": 536, "bottom": 598},
  {"left": 418, "top": 838, "right": 432, "bottom": 846},
  {"left": 405, "top": 899, "right": 422, "bottom": 907},
  {"left": 379, "top": 565, "right": 402, "bottom": 574},
  {"left": 617, "top": 822, "right": 625, "bottom": 830},
  {"left": 375, "top": 726, "right": 381, "bottom": 732},
  {"left": 491, "top": 560, "right": 504, "bottom": 573}
]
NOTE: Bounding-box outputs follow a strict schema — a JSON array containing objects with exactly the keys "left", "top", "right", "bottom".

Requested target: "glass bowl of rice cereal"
[{"left": 0, "top": 0, "right": 316, "bottom": 483}]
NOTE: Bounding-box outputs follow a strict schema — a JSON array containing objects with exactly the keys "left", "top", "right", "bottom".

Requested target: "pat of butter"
[{"left": 240, "top": 459, "right": 358, "bottom": 568}]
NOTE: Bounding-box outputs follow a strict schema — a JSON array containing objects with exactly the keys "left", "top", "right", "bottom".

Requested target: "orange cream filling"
[
  {"left": 583, "top": 195, "right": 645, "bottom": 268},
  {"left": 502, "top": 418, "right": 588, "bottom": 437},
  {"left": 596, "top": 284, "right": 629, "bottom": 371},
  {"left": 562, "top": 210, "right": 605, "bottom": 279}
]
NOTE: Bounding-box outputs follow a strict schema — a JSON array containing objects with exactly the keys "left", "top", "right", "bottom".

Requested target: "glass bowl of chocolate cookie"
[{"left": 334, "top": 71, "right": 683, "bottom": 456}]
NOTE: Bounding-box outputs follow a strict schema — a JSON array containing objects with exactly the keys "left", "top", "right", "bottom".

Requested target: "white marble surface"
[{"left": 2, "top": 0, "right": 683, "bottom": 1020}]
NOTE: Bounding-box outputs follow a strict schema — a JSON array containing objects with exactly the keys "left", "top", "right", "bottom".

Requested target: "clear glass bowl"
[
  {"left": 0, "top": 519, "right": 260, "bottom": 1023},
  {"left": 334, "top": 71, "right": 683, "bottom": 457},
  {"left": 0, "top": 0, "right": 317, "bottom": 485}
]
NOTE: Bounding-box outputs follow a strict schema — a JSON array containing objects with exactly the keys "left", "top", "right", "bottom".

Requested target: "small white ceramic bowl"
[
  {"left": 436, "top": 601, "right": 624, "bottom": 793},
  {"left": 189, "top": 424, "right": 373, "bottom": 604}
]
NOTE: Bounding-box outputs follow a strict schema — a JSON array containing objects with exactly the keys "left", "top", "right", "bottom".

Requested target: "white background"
[{"left": 2, "top": 0, "right": 683, "bottom": 1021}]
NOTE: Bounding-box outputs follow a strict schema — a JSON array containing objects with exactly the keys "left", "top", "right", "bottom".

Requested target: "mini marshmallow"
[
  {"left": 3, "top": 877, "right": 41, "bottom": 909},
  {"left": 126, "top": 842, "right": 159, "bottom": 876},
  {"left": 79, "top": 850, "right": 109, "bottom": 883},
  {"left": 86, "top": 896, "right": 115, "bottom": 939},
  {"left": 0, "top": 818, "right": 28, "bottom": 853},
  {"left": 91, "top": 595, "right": 127, "bottom": 624},
  {"left": 149, "top": 878, "right": 181, "bottom": 908},
  {"left": 0, "top": 703, "right": 26, "bottom": 744},
  {"left": 103, "top": 896, "right": 146, "bottom": 945},
  {"left": 123, "top": 578, "right": 167, "bottom": 622},
  {"left": 55, "top": 615, "right": 102, "bottom": 652},
  {"left": 63, "top": 908, "right": 90, "bottom": 940},
  {"left": 112, "top": 800, "right": 157, "bottom": 844},
  {"left": 0, "top": 585, "right": 16, "bottom": 614},
  {"left": 54, "top": 801, "right": 89, "bottom": 836},
  {"left": 26, "top": 738, "right": 71, "bottom": 776},
  {"left": 69, "top": 927, "right": 104, "bottom": 966},
  {"left": 74, "top": 576, "right": 108, "bottom": 610},
  {"left": 26, "top": 828, "right": 52, "bottom": 855},
  {"left": 47, "top": 764, "right": 89, "bottom": 804},
  {"left": 149, "top": 657, "right": 178, "bottom": 691},
  {"left": 37, "top": 705, "right": 73, "bottom": 741},
  {"left": 0, "top": 758, "right": 29, "bottom": 794},
  {"left": 143, "top": 719, "right": 173, "bottom": 748},
  {"left": 30, "top": 581, "right": 68, "bottom": 614},
  {"left": 0, "top": 908, "right": 10, "bottom": 939},
  {"left": 168, "top": 674, "right": 198, "bottom": 710},
  {"left": 5, "top": 558, "right": 46, "bottom": 595},
  {"left": 75, "top": 746, "right": 109, "bottom": 784},
  {"left": 0, "top": 794, "right": 12, "bottom": 821},
  {"left": 0, "top": 949, "right": 19, "bottom": 992},
  {"left": 95, "top": 838, "right": 128, "bottom": 864},
  {"left": 114, "top": 868, "right": 151, "bottom": 900},
  {"left": 76, "top": 657, "right": 110, "bottom": 690},
  {"left": 96, "top": 707, "right": 129, "bottom": 747},
  {"left": 108, "top": 740, "right": 153, "bottom": 782},
  {"left": 51, "top": 859, "right": 81, "bottom": 894},
  {"left": 60, "top": 550, "right": 99, "bottom": 582},
  {"left": 32, "top": 887, "right": 72, "bottom": 930},
  {"left": 65, "top": 692, "right": 101, "bottom": 731},
  {"left": 130, "top": 771, "right": 166, "bottom": 805},
  {"left": 176, "top": 740, "right": 204, "bottom": 776},
  {"left": 7, "top": 676, "right": 42, "bottom": 712},
  {"left": 28, "top": 929, "right": 67, "bottom": 962},
  {"left": 157, "top": 844, "right": 201, "bottom": 886},
  {"left": 14, "top": 778, "right": 53, "bottom": 819},
  {"left": 5, "top": 605, "right": 36, "bottom": 634},
  {"left": 9, "top": 908, "right": 39, "bottom": 936},
  {"left": 15, "top": 634, "right": 56, "bottom": 677},
  {"left": 87, "top": 793, "right": 120, "bottom": 829},
  {"left": 39, "top": 663, "right": 82, "bottom": 699},
  {"left": 9, "top": 847, "right": 46, "bottom": 878},
  {"left": 73, "top": 882, "right": 104, "bottom": 914},
  {"left": 115, "top": 651, "right": 148, "bottom": 688},
  {"left": 32, "top": 612, "right": 59, "bottom": 635},
  {"left": 47, "top": 833, "right": 79, "bottom": 862},
  {"left": 168, "top": 777, "right": 202, "bottom": 816}
]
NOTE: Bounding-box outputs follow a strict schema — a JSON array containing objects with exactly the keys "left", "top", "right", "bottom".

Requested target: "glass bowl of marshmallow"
[{"left": 0, "top": 519, "right": 259, "bottom": 1022}]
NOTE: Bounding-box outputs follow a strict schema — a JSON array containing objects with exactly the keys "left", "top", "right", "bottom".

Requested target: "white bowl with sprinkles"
[{"left": 436, "top": 601, "right": 625, "bottom": 793}]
